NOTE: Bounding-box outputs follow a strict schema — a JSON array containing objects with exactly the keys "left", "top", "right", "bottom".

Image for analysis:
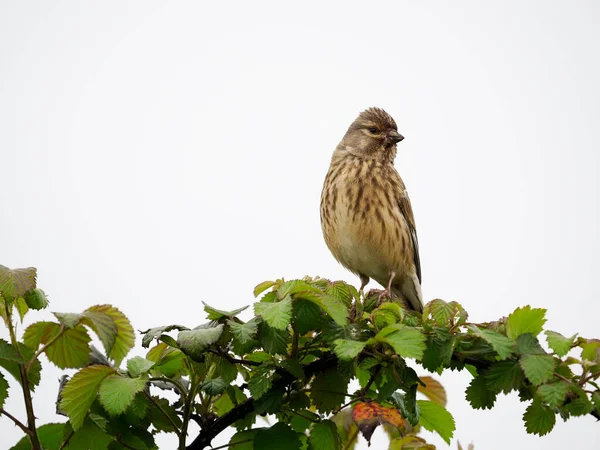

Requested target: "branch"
[
  {"left": 186, "top": 354, "right": 338, "bottom": 450},
  {"left": 0, "top": 408, "right": 31, "bottom": 435}
]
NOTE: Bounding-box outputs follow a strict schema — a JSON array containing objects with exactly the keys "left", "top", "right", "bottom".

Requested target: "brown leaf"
[
  {"left": 352, "top": 401, "right": 405, "bottom": 444},
  {"left": 418, "top": 376, "right": 447, "bottom": 406}
]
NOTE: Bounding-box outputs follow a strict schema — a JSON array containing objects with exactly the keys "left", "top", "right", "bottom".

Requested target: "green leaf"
[
  {"left": 64, "top": 418, "right": 113, "bottom": 450},
  {"left": 254, "top": 422, "right": 302, "bottom": 450},
  {"left": 425, "top": 299, "right": 457, "bottom": 326},
  {"left": 85, "top": 305, "right": 135, "bottom": 366},
  {"left": 390, "top": 387, "right": 419, "bottom": 426},
  {"left": 0, "top": 338, "right": 24, "bottom": 362},
  {"left": 254, "top": 280, "right": 276, "bottom": 297},
  {"left": 228, "top": 318, "right": 259, "bottom": 345},
  {"left": 506, "top": 306, "right": 547, "bottom": 340},
  {"left": 416, "top": 400, "right": 455, "bottom": 444},
  {"left": 10, "top": 422, "right": 65, "bottom": 450},
  {"left": 203, "top": 302, "right": 249, "bottom": 320},
  {"left": 580, "top": 340, "right": 600, "bottom": 363},
  {"left": 469, "top": 326, "right": 514, "bottom": 359},
  {"left": 60, "top": 365, "right": 115, "bottom": 429},
  {"left": 200, "top": 377, "right": 228, "bottom": 395},
  {"left": 333, "top": 339, "right": 367, "bottom": 360},
  {"left": 53, "top": 312, "right": 82, "bottom": 328},
  {"left": 466, "top": 375, "right": 496, "bottom": 409},
  {"left": 484, "top": 361, "right": 524, "bottom": 394},
  {"left": 177, "top": 324, "right": 223, "bottom": 359},
  {"left": 44, "top": 325, "right": 91, "bottom": 369},
  {"left": 23, "top": 288, "right": 48, "bottom": 310},
  {"left": 537, "top": 382, "right": 570, "bottom": 408},
  {"left": 98, "top": 375, "right": 148, "bottom": 416},
  {"left": 0, "top": 342, "right": 41, "bottom": 390},
  {"left": 254, "top": 296, "right": 293, "bottom": 330},
  {"left": 140, "top": 324, "right": 188, "bottom": 348},
  {"left": 545, "top": 331, "right": 576, "bottom": 357},
  {"left": 326, "top": 281, "right": 357, "bottom": 307},
  {"left": 562, "top": 390, "right": 593, "bottom": 416},
  {"left": 81, "top": 310, "right": 118, "bottom": 357},
  {"left": 280, "top": 359, "right": 304, "bottom": 379},
  {"left": 258, "top": 322, "right": 289, "bottom": 355},
  {"left": 148, "top": 396, "right": 182, "bottom": 432},
  {"left": 292, "top": 299, "right": 325, "bottom": 334},
  {"left": 295, "top": 291, "right": 348, "bottom": 327},
  {"left": 0, "top": 265, "right": 36, "bottom": 302},
  {"left": 309, "top": 420, "right": 341, "bottom": 450},
  {"left": 523, "top": 398, "right": 556, "bottom": 436},
  {"left": 0, "top": 371, "right": 8, "bottom": 408},
  {"left": 248, "top": 365, "right": 275, "bottom": 399},
  {"left": 127, "top": 356, "right": 155, "bottom": 377},
  {"left": 255, "top": 384, "right": 285, "bottom": 414},
  {"left": 520, "top": 354, "right": 556, "bottom": 385},
  {"left": 14, "top": 297, "right": 29, "bottom": 321},
  {"left": 311, "top": 369, "right": 350, "bottom": 414},
  {"left": 375, "top": 324, "right": 426, "bottom": 359},
  {"left": 516, "top": 333, "right": 545, "bottom": 355},
  {"left": 229, "top": 430, "right": 257, "bottom": 449}
]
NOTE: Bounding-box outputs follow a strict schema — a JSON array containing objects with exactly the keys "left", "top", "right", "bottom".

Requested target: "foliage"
[{"left": 0, "top": 265, "right": 599, "bottom": 450}]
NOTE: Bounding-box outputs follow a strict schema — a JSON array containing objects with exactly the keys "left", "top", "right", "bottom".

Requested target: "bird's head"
[{"left": 338, "top": 107, "right": 403, "bottom": 161}]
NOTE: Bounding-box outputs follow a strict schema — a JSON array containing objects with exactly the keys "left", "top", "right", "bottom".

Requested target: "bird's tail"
[{"left": 391, "top": 274, "right": 423, "bottom": 314}]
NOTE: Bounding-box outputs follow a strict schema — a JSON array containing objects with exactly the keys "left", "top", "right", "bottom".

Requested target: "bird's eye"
[{"left": 367, "top": 127, "right": 378, "bottom": 133}]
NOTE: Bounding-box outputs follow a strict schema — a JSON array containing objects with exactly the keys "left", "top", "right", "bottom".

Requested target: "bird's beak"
[{"left": 387, "top": 130, "right": 404, "bottom": 144}]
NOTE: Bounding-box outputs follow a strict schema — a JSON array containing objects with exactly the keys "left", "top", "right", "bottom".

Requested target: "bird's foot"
[{"left": 376, "top": 288, "right": 392, "bottom": 307}]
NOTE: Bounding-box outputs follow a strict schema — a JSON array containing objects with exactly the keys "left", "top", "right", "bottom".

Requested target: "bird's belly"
[{"left": 329, "top": 194, "right": 411, "bottom": 283}]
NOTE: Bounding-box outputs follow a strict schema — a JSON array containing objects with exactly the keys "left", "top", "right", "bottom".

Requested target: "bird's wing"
[{"left": 398, "top": 190, "right": 422, "bottom": 284}]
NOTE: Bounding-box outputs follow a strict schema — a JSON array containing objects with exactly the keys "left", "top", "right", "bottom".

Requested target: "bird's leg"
[
  {"left": 377, "top": 271, "right": 397, "bottom": 306},
  {"left": 358, "top": 274, "right": 370, "bottom": 297}
]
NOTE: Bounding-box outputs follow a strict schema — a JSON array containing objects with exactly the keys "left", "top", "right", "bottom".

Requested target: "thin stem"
[
  {"left": 5, "top": 305, "right": 41, "bottom": 449},
  {"left": 26, "top": 325, "right": 65, "bottom": 372},
  {"left": 582, "top": 370, "right": 600, "bottom": 385},
  {"left": 332, "top": 398, "right": 360, "bottom": 415},
  {"left": 180, "top": 375, "right": 199, "bottom": 450},
  {"left": 58, "top": 430, "right": 75, "bottom": 450},
  {"left": 211, "top": 439, "right": 253, "bottom": 450},
  {"left": 144, "top": 392, "right": 181, "bottom": 434},
  {"left": 344, "top": 427, "right": 359, "bottom": 450},
  {"left": 208, "top": 349, "right": 261, "bottom": 367},
  {"left": 0, "top": 408, "right": 31, "bottom": 435}
]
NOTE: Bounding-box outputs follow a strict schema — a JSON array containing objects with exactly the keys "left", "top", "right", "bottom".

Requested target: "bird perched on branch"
[{"left": 320, "top": 107, "right": 423, "bottom": 313}]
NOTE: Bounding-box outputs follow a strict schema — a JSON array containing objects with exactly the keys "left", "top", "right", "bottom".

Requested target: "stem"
[
  {"left": 144, "top": 392, "right": 181, "bottom": 434},
  {"left": 208, "top": 349, "right": 261, "bottom": 367},
  {"left": 180, "top": 376, "right": 199, "bottom": 450},
  {"left": 58, "top": 430, "right": 75, "bottom": 450},
  {"left": 26, "top": 325, "right": 65, "bottom": 372},
  {"left": 5, "top": 305, "right": 42, "bottom": 449},
  {"left": 0, "top": 408, "right": 31, "bottom": 435}
]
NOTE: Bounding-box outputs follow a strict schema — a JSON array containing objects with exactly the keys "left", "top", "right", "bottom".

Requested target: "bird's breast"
[{"left": 320, "top": 160, "right": 413, "bottom": 280}]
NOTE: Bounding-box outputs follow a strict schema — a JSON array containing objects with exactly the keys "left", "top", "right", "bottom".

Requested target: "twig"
[
  {"left": 0, "top": 408, "right": 31, "bottom": 435},
  {"left": 144, "top": 392, "right": 181, "bottom": 434}
]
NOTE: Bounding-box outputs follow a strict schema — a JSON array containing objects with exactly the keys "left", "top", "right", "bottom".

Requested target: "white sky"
[{"left": 1, "top": 1, "right": 599, "bottom": 449}]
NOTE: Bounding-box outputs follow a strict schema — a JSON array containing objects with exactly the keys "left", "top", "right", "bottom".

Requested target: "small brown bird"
[{"left": 320, "top": 107, "right": 423, "bottom": 313}]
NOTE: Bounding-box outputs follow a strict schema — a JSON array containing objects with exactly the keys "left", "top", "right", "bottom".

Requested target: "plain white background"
[{"left": 1, "top": 1, "right": 599, "bottom": 449}]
